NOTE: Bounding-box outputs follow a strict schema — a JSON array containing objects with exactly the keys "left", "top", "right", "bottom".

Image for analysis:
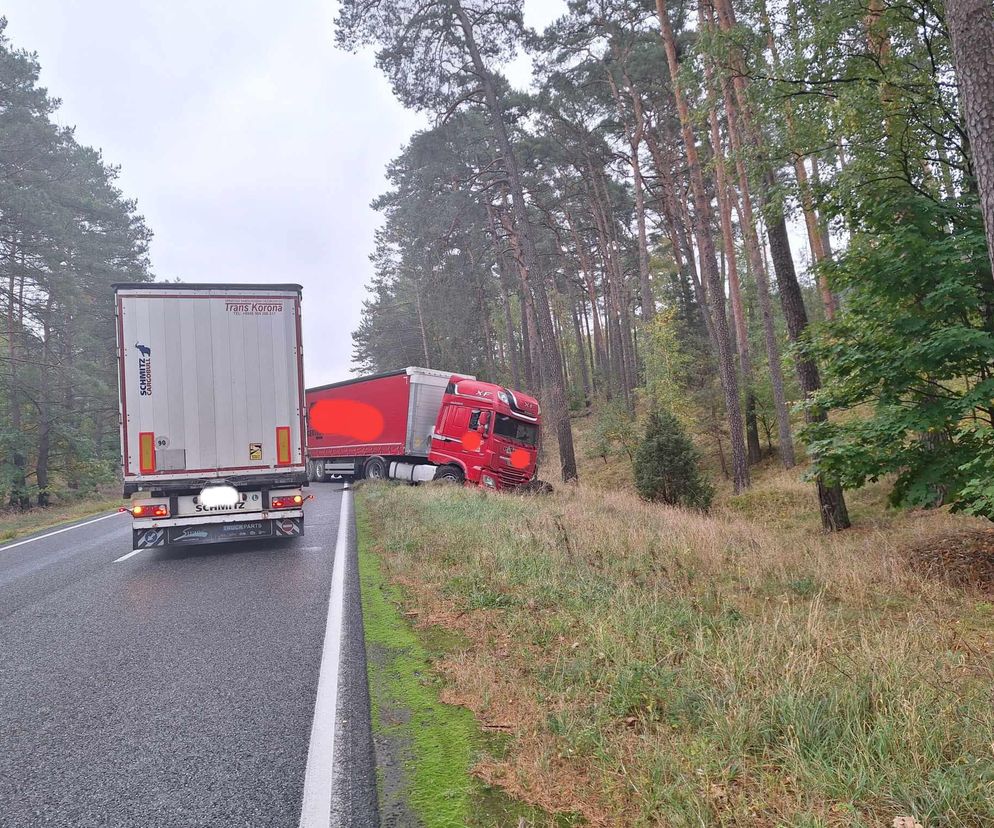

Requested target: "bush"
[
  {"left": 588, "top": 399, "right": 637, "bottom": 462},
  {"left": 633, "top": 410, "right": 713, "bottom": 509}
]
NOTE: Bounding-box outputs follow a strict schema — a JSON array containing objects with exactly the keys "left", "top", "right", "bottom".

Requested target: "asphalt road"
[{"left": 0, "top": 484, "right": 378, "bottom": 828}]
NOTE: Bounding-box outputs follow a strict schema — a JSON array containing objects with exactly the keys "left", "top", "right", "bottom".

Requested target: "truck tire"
[
  {"left": 306, "top": 460, "right": 316, "bottom": 482},
  {"left": 434, "top": 465, "right": 464, "bottom": 484},
  {"left": 314, "top": 461, "right": 326, "bottom": 482},
  {"left": 364, "top": 456, "right": 387, "bottom": 481}
]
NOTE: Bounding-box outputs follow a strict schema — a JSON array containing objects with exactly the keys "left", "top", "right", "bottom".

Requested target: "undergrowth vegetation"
[
  {"left": 0, "top": 489, "right": 122, "bottom": 543},
  {"left": 359, "top": 479, "right": 994, "bottom": 827}
]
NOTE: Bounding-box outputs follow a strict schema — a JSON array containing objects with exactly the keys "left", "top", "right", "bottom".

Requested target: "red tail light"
[
  {"left": 270, "top": 494, "right": 303, "bottom": 509},
  {"left": 132, "top": 503, "right": 168, "bottom": 518}
]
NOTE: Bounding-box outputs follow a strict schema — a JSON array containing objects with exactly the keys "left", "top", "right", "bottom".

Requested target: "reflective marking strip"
[
  {"left": 139, "top": 432, "right": 156, "bottom": 473},
  {"left": 276, "top": 426, "right": 291, "bottom": 465},
  {"left": 298, "top": 485, "right": 351, "bottom": 827}
]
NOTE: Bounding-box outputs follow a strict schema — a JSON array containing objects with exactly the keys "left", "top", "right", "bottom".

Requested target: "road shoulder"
[
  {"left": 356, "top": 494, "right": 554, "bottom": 827},
  {"left": 0, "top": 494, "right": 123, "bottom": 547}
]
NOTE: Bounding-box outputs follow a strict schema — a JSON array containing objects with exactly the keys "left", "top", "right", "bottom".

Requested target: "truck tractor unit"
[
  {"left": 305, "top": 367, "right": 541, "bottom": 490},
  {"left": 114, "top": 282, "right": 308, "bottom": 550}
]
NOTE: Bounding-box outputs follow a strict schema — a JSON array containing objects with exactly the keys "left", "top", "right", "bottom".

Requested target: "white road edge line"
[
  {"left": 0, "top": 510, "right": 124, "bottom": 554},
  {"left": 114, "top": 548, "right": 146, "bottom": 563},
  {"left": 299, "top": 483, "right": 352, "bottom": 828}
]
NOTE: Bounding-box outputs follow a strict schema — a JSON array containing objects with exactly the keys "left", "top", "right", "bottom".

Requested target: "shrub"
[
  {"left": 633, "top": 409, "right": 714, "bottom": 509},
  {"left": 588, "top": 398, "right": 637, "bottom": 462}
]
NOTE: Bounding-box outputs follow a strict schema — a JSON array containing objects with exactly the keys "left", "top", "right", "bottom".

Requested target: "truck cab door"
[{"left": 432, "top": 405, "right": 470, "bottom": 449}]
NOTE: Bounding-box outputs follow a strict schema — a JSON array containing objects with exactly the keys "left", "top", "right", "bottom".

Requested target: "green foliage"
[
  {"left": 588, "top": 398, "right": 637, "bottom": 462},
  {"left": 804, "top": 192, "right": 994, "bottom": 517},
  {"left": 0, "top": 21, "right": 151, "bottom": 507},
  {"left": 633, "top": 409, "right": 714, "bottom": 509},
  {"left": 640, "top": 309, "right": 705, "bottom": 428}
]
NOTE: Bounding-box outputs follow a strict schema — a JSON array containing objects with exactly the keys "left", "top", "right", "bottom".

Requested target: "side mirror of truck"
[{"left": 478, "top": 411, "right": 491, "bottom": 434}]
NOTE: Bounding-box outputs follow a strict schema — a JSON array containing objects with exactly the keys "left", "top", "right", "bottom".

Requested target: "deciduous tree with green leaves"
[{"left": 804, "top": 191, "right": 994, "bottom": 517}]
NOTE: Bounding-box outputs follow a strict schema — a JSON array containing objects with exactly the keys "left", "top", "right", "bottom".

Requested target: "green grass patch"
[
  {"left": 358, "top": 480, "right": 994, "bottom": 827},
  {"left": 357, "top": 504, "right": 558, "bottom": 827},
  {"left": 0, "top": 490, "right": 122, "bottom": 544}
]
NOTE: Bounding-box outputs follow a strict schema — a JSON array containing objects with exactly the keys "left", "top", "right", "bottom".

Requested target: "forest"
[
  {"left": 340, "top": 0, "right": 994, "bottom": 530},
  {"left": 0, "top": 20, "right": 152, "bottom": 508}
]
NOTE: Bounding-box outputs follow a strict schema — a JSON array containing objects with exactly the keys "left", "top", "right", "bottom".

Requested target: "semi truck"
[
  {"left": 113, "top": 282, "right": 309, "bottom": 550},
  {"left": 305, "top": 367, "right": 541, "bottom": 490}
]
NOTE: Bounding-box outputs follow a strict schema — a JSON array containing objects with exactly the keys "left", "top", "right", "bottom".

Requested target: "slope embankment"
[{"left": 358, "top": 479, "right": 994, "bottom": 826}]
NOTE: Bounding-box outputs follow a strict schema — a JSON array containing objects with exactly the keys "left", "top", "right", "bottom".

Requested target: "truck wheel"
[
  {"left": 314, "top": 461, "right": 326, "bottom": 482},
  {"left": 434, "top": 465, "right": 464, "bottom": 484},
  {"left": 306, "top": 460, "right": 316, "bottom": 482},
  {"left": 364, "top": 456, "right": 387, "bottom": 481}
]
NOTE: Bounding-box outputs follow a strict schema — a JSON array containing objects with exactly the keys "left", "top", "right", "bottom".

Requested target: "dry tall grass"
[{"left": 359, "top": 479, "right": 994, "bottom": 827}]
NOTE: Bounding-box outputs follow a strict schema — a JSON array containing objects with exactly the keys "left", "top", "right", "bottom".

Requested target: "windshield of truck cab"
[{"left": 494, "top": 414, "right": 538, "bottom": 446}]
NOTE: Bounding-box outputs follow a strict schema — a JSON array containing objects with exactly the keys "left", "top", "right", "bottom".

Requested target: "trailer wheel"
[
  {"left": 364, "top": 456, "right": 387, "bottom": 481},
  {"left": 306, "top": 460, "right": 316, "bottom": 482},
  {"left": 434, "top": 465, "right": 464, "bottom": 484},
  {"left": 314, "top": 461, "right": 326, "bottom": 482}
]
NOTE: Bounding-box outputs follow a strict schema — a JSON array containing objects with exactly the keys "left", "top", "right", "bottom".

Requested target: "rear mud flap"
[
  {"left": 274, "top": 517, "right": 303, "bottom": 538},
  {"left": 133, "top": 527, "right": 166, "bottom": 549}
]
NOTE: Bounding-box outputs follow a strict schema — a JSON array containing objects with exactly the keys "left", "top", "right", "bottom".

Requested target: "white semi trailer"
[{"left": 113, "top": 282, "right": 308, "bottom": 550}]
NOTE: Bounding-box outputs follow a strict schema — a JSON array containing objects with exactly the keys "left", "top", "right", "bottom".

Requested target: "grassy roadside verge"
[
  {"left": 356, "top": 501, "right": 565, "bottom": 827},
  {"left": 358, "top": 481, "right": 994, "bottom": 827},
  {"left": 0, "top": 491, "right": 123, "bottom": 544}
]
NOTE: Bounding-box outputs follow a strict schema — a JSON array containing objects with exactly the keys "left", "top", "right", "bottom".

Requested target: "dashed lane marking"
[{"left": 113, "top": 548, "right": 146, "bottom": 563}]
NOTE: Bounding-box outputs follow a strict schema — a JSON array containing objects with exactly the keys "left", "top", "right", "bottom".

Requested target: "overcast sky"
[{"left": 4, "top": 0, "right": 565, "bottom": 386}]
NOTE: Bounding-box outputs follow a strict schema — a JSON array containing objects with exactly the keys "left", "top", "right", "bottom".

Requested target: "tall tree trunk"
[
  {"left": 809, "top": 155, "right": 835, "bottom": 259},
  {"left": 566, "top": 210, "right": 606, "bottom": 378},
  {"left": 454, "top": 3, "right": 577, "bottom": 480},
  {"left": 760, "top": 0, "right": 837, "bottom": 319},
  {"left": 701, "top": 22, "right": 761, "bottom": 464},
  {"left": 606, "top": 67, "right": 655, "bottom": 322},
  {"left": 631, "top": 150, "right": 654, "bottom": 322},
  {"left": 645, "top": 129, "right": 712, "bottom": 341},
  {"left": 657, "top": 0, "right": 749, "bottom": 492},
  {"left": 6, "top": 255, "right": 29, "bottom": 509},
  {"left": 569, "top": 283, "right": 591, "bottom": 402},
  {"left": 497, "top": 259, "right": 522, "bottom": 389},
  {"left": 413, "top": 275, "right": 431, "bottom": 367},
  {"left": 713, "top": 0, "right": 849, "bottom": 525},
  {"left": 520, "top": 293, "right": 535, "bottom": 390},
  {"left": 766, "top": 213, "right": 851, "bottom": 528},
  {"left": 947, "top": 0, "right": 994, "bottom": 280},
  {"left": 480, "top": 285, "right": 496, "bottom": 378},
  {"left": 713, "top": 60, "right": 796, "bottom": 469},
  {"left": 35, "top": 293, "right": 57, "bottom": 507},
  {"left": 585, "top": 184, "right": 621, "bottom": 400},
  {"left": 579, "top": 294, "right": 596, "bottom": 393},
  {"left": 589, "top": 162, "right": 635, "bottom": 406},
  {"left": 486, "top": 202, "right": 524, "bottom": 388},
  {"left": 500, "top": 206, "right": 543, "bottom": 390}
]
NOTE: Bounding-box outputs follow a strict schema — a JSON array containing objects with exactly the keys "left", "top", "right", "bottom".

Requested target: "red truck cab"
[
  {"left": 304, "top": 367, "right": 541, "bottom": 490},
  {"left": 429, "top": 377, "right": 541, "bottom": 489}
]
